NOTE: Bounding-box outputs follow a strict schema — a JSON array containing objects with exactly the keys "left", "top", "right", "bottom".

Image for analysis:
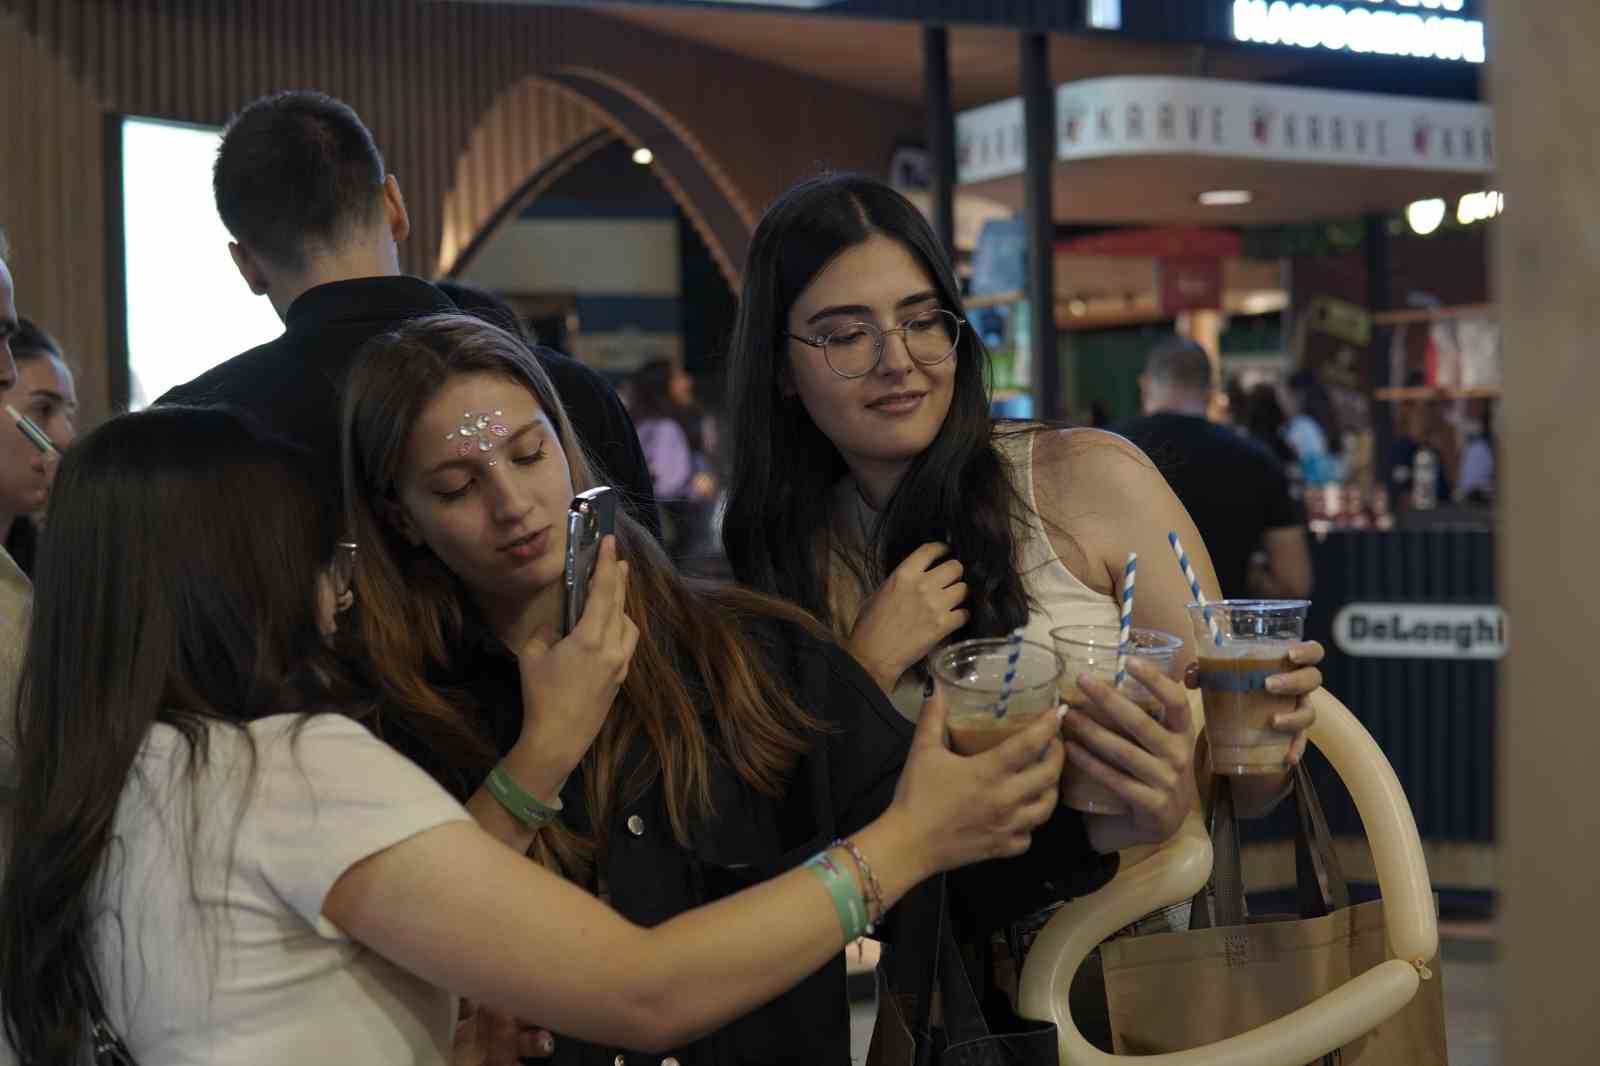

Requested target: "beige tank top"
[{"left": 830, "top": 429, "right": 1118, "bottom": 719}]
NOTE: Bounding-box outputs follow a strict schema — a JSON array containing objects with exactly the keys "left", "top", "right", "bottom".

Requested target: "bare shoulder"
[
  {"left": 1032, "top": 427, "right": 1162, "bottom": 493},
  {"left": 1032, "top": 427, "right": 1189, "bottom": 550}
]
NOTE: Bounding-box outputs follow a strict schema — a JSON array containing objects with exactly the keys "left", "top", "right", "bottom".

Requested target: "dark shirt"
[
  {"left": 156, "top": 276, "right": 661, "bottom": 537},
  {"left": 1113, "top": 412, "right": 1304, "bottom": 599},
  {"left": 434, "top": 615, "right": 1117, "bottom": 1066}
]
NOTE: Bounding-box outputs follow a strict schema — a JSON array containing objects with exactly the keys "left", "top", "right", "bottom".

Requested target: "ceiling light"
[
  {"left": 1406, "top": 198, "right": 1447, "bottom": 236},
  {"left": 632, "top": 147, "right": 654, "bottom": 166},
  {"left": 1198, "top": 189, "right": 1253, "bottom": 207}
]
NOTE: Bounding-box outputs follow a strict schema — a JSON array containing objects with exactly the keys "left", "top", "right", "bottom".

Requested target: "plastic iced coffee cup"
[
  {"left": 1051, "top": 625, "right": 1185, "bottom": 814},
  {"left": 1186, "top": 600, "right": 1310, "bottom": 776},
  {"left": 930, "top": 638, "right": 1063, "bottom": 755}
]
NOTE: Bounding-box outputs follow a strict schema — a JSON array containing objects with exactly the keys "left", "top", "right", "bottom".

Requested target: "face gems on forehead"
[{"left": 444, "top": 409, "right": 511, "bottom": 458}]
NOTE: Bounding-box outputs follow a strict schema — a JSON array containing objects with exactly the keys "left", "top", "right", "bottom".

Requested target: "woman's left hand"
[{"left": 1062, "top": 658, "right": 1197, "bottom": 852}]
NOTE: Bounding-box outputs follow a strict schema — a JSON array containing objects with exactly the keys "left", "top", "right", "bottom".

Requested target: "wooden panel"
[
  {"left": 0, "top": 0, "right": 917, "bottom": 426},
  {"left": 1491, "top": 0, "right": 1600, "bottom": 1056}
]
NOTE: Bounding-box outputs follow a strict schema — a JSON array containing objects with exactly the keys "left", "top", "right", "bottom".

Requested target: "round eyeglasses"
[
  {"left": 332, "top": 541, "right": 359, "bottom": 600},
  {"left": 786, "top": 308, "right": 965, "bottom": 380}
]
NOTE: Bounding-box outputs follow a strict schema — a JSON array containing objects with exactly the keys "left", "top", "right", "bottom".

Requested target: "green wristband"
[
  {"left": 804, "top": 850, "right": 870, "bottom": 944},
  {"left": 486, "top": 765, "right": 563, "bottom": 831}
]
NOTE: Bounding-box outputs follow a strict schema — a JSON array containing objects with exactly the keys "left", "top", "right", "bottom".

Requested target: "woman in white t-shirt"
[{"left": 0, "top": 407, "right": 1066, "bottom": 1065}]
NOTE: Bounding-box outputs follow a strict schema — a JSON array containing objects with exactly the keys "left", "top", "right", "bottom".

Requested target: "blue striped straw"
[
  {"left": 5, "top": 404, "right": 56, "bottom": 457},
  {"left": 995, "top": 628, "right": 1024, "bottom": 719},
  {"left": 1115, "top": 552, "right": 1136, "bottom": 687},
  {"left": 1168, "top": 531, "right": 1223, "bottom": 647}
]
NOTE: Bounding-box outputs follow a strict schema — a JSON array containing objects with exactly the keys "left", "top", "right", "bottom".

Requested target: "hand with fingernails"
[
  {"left": 1061, "top": 657, "right": 1197, "bottom": 854},
  {"left": 848, "top": 542, "right": 969, "bottom": 695},
  {"left": 503, "top": 535, "right": 640, "bottom": 806}
]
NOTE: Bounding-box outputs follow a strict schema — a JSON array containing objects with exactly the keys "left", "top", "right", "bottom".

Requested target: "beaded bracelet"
[
  {"left": 485, "top": 765, "right": 564, "bottom": 831},
  {"left": 804, "top": 850, "right": 871, "bottom": 944},
  {"left": 834, "top": 838, "right": 885, "bottom": 934}
]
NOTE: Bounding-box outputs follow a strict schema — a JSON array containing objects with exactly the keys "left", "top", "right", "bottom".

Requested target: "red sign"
[
  {"left": 1058, "top": 226, "right": 1241, "bottom": 259},
  {"left": 1158, "top": 257, "right": 1223, "bottom": 313}
]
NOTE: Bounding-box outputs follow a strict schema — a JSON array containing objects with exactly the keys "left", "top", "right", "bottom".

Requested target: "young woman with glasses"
[{"left": 719, "top": 174, "right": 1327, "bottom": 1037}]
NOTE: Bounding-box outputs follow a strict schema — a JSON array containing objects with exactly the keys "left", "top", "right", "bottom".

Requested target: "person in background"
[
  {"left": 1243, "top": 383, "right": 1299, "bottom": 469},
  {"left": 1222, "top": 376, "right": 1251, "bottom": 434},
  {"left": 625, "top": 358, "right": 718, "bottom": 562},
  {"left": 1278, "top": 369, "right": 1344, "bottom": 485},
  {"left": 0, "top": 319, "right": 77, "bottom": 576},
  {"left": 0, "top": 229, "right": 28, "bottom": 772},
  {"left": 1455, "top": 400, "right": 1496, "bottom": 504},
  {"left": 434, "top": 281, "right": 659, "bottom": 533},
  {"left": 0, "top": 405, "right": 1061, "bottom": 1066},
  {"left": 1115, "top": 337, "right": 1312, "bottom": 601},
  {"left": 156, "top": 90, "right": 659, "bottom": 537}
]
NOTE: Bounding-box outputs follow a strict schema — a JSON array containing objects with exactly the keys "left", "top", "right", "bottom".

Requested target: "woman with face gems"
[
  {"left": 0, "top": 402, "right": 1057, "bottom": 1066},
  {"left": 335, "top": 313, "right": 1097, "bottom": 1066},
  {"left": 718, "top": 174, "right": 1328, "bottom": 1026}
]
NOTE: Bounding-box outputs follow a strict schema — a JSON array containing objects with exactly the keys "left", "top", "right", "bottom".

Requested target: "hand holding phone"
[
  {"left": 562, "top": 487, "right": 618, "bottom": 636},
  {"left": 511, "top": 529, "right": 639, "bottom": 800}
]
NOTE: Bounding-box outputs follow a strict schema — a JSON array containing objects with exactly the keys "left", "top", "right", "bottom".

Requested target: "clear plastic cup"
[
  {"left": 1052, "top": 625, "right": 1186, "bottom": 815},
  {"left": 1186, "top": 600, "right": 1310, "bottom": 776},
  {"left": 929, "top": 638, "right": 1063, "bottom": 755}
]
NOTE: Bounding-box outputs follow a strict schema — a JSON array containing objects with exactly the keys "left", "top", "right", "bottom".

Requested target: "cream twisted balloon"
[{"left": 1017, "top": 688, "right": 1437, "bottom": 1065}]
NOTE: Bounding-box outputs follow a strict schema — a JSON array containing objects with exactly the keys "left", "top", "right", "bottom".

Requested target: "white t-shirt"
[{"left": 86, "top": 712, "right": 471, "bottom": 1065}]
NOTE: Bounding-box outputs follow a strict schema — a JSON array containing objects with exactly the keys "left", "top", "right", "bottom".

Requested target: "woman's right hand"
[
  {"left": 507, "top": 536, "right": 639, "bottom": 797},
  {"left": 888, "top": 688, "right": 1065, "bottom": 874},
  {"left": 847, "top": 542, "right": 969, "bottom": 693}
]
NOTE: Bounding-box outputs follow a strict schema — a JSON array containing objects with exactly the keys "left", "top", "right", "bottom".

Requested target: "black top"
[
  {"left": 429, "top": 616, "right": 1118, "bottom": 1066},
  {"left": 156, "top": 276, "right": 661, "bottom": 537},
  {"left": 1113, "top": 412, "right": 1304, "bottom": 599}
]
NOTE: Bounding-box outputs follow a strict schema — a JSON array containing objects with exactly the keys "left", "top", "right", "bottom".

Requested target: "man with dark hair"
[
  {"left": 1114, "top": 335, "right": 1312, "bottom": 600},
  {"left": 160, "top": 91, "right": 659, "bottom": 535}
]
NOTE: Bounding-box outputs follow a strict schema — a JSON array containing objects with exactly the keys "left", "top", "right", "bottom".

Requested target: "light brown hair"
[{"left": 341, "top": 313, "right": 826, "bottom": 879}]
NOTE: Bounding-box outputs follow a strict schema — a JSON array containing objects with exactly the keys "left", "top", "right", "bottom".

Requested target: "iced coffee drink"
[
  {"left": 1187, "top": 601, "right": 1310, "bottom": 776},
  {"left": 930, "top": 639, "right": 1063, "bottom": 756}
]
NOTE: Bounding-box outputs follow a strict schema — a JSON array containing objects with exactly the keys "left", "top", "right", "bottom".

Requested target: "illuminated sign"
[
  {"left": 1233, "top": 0, "right": 1486, "bottom": 64},
  {"left": 1333, "top": 604, "right": 1507, "bottom": 660},
  {"left": 956, "top": 76, "right": 1493, "bottom": 186}
]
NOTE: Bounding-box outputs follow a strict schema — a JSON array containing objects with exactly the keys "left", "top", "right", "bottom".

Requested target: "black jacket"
[
  {"left": 439, "top": 615, "right": 1117, "bottom": 1066},
  {"left": 156, "top": 275, "right": 661, "bottom": 537}
]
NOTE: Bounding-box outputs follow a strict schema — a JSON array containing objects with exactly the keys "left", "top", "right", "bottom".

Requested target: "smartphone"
[{"left": 561, "top": 486, "right": 617, "bottom": 636}]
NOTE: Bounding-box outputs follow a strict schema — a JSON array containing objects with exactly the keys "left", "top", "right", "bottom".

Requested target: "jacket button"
[{"left": 627, "top": 814, "right": 645, "bottom": 836}]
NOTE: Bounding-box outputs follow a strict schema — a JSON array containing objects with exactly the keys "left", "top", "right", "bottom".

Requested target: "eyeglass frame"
[
  {"left": 332, "top": 541, "right": 359, "bottom": 599},
  {"left": 785, "top": 308, "right": 966, "bottom": 381}
]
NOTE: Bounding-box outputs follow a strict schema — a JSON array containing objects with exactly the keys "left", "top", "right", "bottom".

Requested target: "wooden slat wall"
[
  {"left": 440, "top": 78, "right": 611, "bottom": 274},
  {"left": 0, "top": 0, "right": 918, "bottom": 424}
]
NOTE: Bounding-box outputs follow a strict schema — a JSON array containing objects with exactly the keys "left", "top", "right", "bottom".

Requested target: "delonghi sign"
[{"left": 1333, "top": 604, "right": 1506, "bottom": 660}]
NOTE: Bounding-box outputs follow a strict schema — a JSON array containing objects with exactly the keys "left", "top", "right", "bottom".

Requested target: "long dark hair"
[
  {"left": 627, "top": 358, "right": 704, "bottom": 454},
  {"left": 0, "top": 406, "right": 364, "bottom": 1062},
  {"left": 1287, "top": 369, "right": 1343, "bottom": 457},
  {"left": 1245, "top": 383, "right": 1296, "bottom": 467},
  {"left": 721, "top": 174, "right": 1030, "bottom": 640},
  {"left": 342, "top": 314, "right": 824, "bottom": 881}
]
